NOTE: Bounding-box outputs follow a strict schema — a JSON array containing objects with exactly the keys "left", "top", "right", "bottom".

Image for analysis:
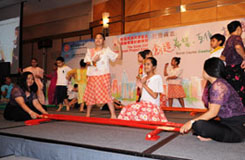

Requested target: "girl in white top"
[
  {"left": 164, "top": 57, "right": 186, "bottom": 108},
  {"left": 118, "top": 57, "right": 167, "bottom": 122},
  {"left": 83, "top": 33, "right": 122, "bottom": 118}
]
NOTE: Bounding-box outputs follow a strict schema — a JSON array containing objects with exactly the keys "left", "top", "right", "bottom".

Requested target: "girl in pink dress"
[
  {"left": 45, "top": 63, "right": 57, "bottom": 104},
  {"left": 118, "top": 57, "right": 167, "bottom": 122}
]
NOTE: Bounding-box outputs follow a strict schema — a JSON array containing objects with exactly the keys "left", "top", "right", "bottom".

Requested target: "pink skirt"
[
  {"left": 168, "top": 84, "right": 186, "bottom": 98},
  {"left": 83, "top": 74, "right": 113, "bottom": 106},
  {"left": 118, "top": 101, "right": 167, "bottom": 122}
]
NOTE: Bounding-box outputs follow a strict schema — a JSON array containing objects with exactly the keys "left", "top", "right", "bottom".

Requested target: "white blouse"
[
  {"left": 140, "top": 75, "right": 163, "bottom": 107},
  {"left": 166, "top": 67, "right": 183, "bottom": 85},
  {"left": 84, "top": 47, "right": 118, "bottom": 76}
]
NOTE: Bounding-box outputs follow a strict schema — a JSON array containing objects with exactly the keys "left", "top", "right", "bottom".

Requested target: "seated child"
[
  {"left": 67, "top": 83, "right": 79, "bottom": 109},
  {"left": 118, "top": 57, "right": 167, "bottom": 122},
  {"left": 1, "top": 76, "right": 14, "bottom": 103}
]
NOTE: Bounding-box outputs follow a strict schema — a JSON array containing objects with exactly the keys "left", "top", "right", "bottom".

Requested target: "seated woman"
[
  {"left": 118, "top": 57, "right": 167, "bottom": 122},
  {"left": 4, "top": 72, "right": 48, "bottom": 121},
  {"left": 180, "top": 58, "right": 245, "bottom": 143}
]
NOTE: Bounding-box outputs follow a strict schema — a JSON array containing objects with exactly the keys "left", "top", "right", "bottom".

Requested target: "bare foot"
[
  {"left": 56, "top": 106, "right": 63, "bottom": 112},
  {"left": 197, "top": 136, "right": 212, "bottom": 142},
  {"left": 110, "top": 114, "right": 117, "bottom": 119},
  {"left": 79, "top": 107, "right": 84, "bottom": 112},
  {"left": 86, "top": 114, "right": 90, "bottom": 117},
  {"left": 66, "top": 106, "right": 70, "bottom": 111}
]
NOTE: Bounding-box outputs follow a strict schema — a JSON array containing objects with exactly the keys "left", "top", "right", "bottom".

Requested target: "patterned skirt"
[
  {"left": 225, "top": 64, "right": 245, "bottom": 106},
  {"left": 168, "top": 84, "right": 186, "bottom": 98},
  {"left": 118, "top": 101, "right": 168, "bottom": 122},
  {"left": 83, "top": 74, "right": 113, "bottom": 106}
]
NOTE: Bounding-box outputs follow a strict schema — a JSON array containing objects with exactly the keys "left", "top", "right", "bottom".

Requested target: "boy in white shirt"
[
  {"left": 209, "top": 33, "right": 226, "bottom": 58},
  {"left": 55, "top": 56, "right": 72, "bottom": 111}
]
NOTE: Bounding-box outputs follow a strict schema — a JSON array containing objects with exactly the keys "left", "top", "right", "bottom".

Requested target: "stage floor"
[{"left": 0, "top": 107, "right": 245, "bottom": 160}]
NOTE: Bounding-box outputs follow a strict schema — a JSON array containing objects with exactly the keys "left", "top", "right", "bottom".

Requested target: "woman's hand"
[
  {"left": 29, "top": 110, "right": 40, "bottom": 119},
  {"left": 241, "top": 60, "right": 245, "bottom": 69},
  {"left": 180, "top": 120, "right": 193, "bottom": 134}
]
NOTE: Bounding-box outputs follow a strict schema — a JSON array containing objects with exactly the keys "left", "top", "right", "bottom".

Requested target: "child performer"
[
  {"left": 55, "top": 57, "right": 72, "bottom": 111},
  {"left": 83, "top": 33, "right": 122, "bottom": 118},
  {"left": 136, "top": 50, "right": 153, "bottom": 102},
  {"left": 136, "top": 51, "right": 146, "bottom": 102},
  {"left": 45, "top": 63, "right": 57, "bottom": 105},
  {"left": 67, "top": 59, "right": 87, "bottom": 112},
  {"left": 209, "top": 33, "right": 226, "bottom": 58},
  {"left": 164, "top": 57, "right": 186, "bottom": 108},
  {"left": 67, "top": 83, "right": 78, "bottom": 109},
  {"left": 118, "top": 57, "right": 167, "bottom": 122}
]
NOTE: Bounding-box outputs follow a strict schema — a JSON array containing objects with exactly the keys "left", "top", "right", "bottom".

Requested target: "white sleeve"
[
  {"left": 106, "top": 47, "right": 118, "bottom": 62},
  {"left": 175, "top": 68, "right": 183, "bottom": 77},
  {"left": 84, "top": 49, "right": 91, "bottom": 63},
  {"left": 165, "top": 67, "right": 171, "bottom": 77},
  {"left": 151, "top": 75, "right": 163, "bottom": 93}
]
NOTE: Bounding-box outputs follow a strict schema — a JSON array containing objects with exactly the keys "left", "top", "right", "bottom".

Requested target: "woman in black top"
[{"left": 4, "top": 72, "right": 48, "bottom": 121}]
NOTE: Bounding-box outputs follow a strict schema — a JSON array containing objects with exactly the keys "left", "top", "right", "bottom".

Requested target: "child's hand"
[
  {"left": 165, "top": 63, "right": 169, "bottom": 67},
  {"left": 141, "top": 77, "right": 147, "bottom": 85},
  {"left": 93, "top": 54, "right": 100, "bottom": 62}
]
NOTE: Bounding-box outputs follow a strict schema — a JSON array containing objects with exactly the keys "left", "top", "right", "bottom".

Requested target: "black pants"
[
  {"left": 55, "top": 86, "right": 68, "bottom": 105},
  {"left": 4, "top": 103, "right": 47, "bottom": 121},
  {"left": 192, "top": 116, "right": 245, "bottom": 143}
]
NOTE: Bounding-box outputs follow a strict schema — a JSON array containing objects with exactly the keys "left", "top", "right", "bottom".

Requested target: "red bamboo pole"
[
  {"left": 43, "top": 114, "right": 183, "bottom": 128},
  {"left": 161, "top": 107, "right": 207, "bottom": 113},
  {"left": 25, "top": 114, "right": 183, "bottom": 141}
]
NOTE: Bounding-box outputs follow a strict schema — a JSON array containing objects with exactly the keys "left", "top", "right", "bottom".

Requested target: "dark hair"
[
  {"left": 15, "top": 26, "right": 19, "bottom": 31},
  {"left": 204, "top": 58, "right": 225, "bottom": 78},
  {"left": 94, "top": 33, "right": 105, "bottom": 40},
  {"left": 146, "top": 57, "right": 157, "bottom": 67},
  {"left": 144, "top": 49, "right": 152, "bottom": 56},
  {"left": 210, "top": 33, "right": 226, "bottom": 46},
  {"left": 31, "top": 58, "right": 38, "bottom": 62},
  {"left": 80, "top": 59, "right": 86, "bottom": 68},
  {"left": 138, "top": 51, "right": 147, "bottom": 59},
  {"left": 18, "top": 72, "right": 38, "bottom": 92},
  {"left": 227, "top": 21, "right": 241, "bottom": 34},
  {"left": 56, "top": 56, "right": 64, "bottom": 62},
  {"left": 74, "top": 84, "right": 78, "bottom": 88},
  {"left": 173, "top": 57, "right": 181, "bottom": 65}
]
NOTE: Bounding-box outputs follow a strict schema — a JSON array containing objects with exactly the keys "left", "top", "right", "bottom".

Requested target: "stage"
[{"left": 0, "top": 107, "right": 245, "bottom": 160}]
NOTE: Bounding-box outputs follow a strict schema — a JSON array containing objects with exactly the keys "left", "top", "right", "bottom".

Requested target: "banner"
[
  {"left": 62, "top": 39, "right": 94, "bottom": 68},
  {"left": 62, "top": 18, "right": 245, "bottom": 109}
]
